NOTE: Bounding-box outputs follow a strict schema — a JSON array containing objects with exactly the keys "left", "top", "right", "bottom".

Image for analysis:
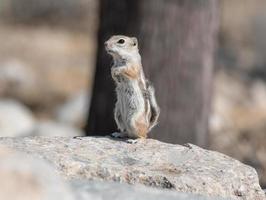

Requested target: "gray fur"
[{"left": 145, "top": 81, "right": 160, "bottom": 131}]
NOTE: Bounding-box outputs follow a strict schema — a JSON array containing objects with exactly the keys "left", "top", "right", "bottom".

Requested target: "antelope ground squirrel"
[{"left": 105, "top": 35, "right": 160, "bottom": 139}]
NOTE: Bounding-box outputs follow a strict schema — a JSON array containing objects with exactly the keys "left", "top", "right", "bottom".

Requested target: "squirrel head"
[{"left": 105, "top": 35, "right": 140, "bottom": 64}]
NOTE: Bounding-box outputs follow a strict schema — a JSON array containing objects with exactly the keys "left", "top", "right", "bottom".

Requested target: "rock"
[
  {"left": 33, "top": 120, "right": 84, "bottom": 137},
  {"left": 55, "top": 91, "right": 89, "bottom": 128},
  {"left": 0, "top": 136, "right": 264, "bottom": 200},
  {"left": 0, "top": 147, "right": 75, "bottom": 200},
  {"left": 0, "top": 146, "right": 225, "bottom": 200},
  {"left": 0, "top": 60, "right": 36, "bottom": 91},
  {"left": 0, "top": 60, "right": 41, "bottom": 106},
  {"left": 71, "top": 180, "right": 226, "bottom": 200},
  {"left": 0, "top": 99, "right": 35, "bottom": 137}
]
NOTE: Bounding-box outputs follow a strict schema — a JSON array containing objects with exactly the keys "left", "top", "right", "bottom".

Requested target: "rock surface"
[
  {"left": 0, "top": 136, "right": 264, "bottom": 200},
  {"left": 0, "top": 147, "right": 75, "bottom": 200},
  {"left": 0, "top": 146, "right": 227, "bottom": 200},
  {"left": 71, "top": 180, "right": 227, "bottom": 200}
]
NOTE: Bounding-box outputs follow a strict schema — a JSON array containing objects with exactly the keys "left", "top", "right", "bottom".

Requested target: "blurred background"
[{"left": 0, "top": 0, "right": 265, "bottom": 188}]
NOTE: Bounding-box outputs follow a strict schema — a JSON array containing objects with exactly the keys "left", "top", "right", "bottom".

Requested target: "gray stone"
[
  {"left": 55, "top": 90, "right": 89, "bottom": 128},
  {"left": 0, "top": 60, "right": 36, "bottom": 91},
  {"left": 71, "top": 180, "right": 228, "bottom": 200},
  {"left": 0, "top": 99, "right": 35, "bottom": 137},
  {"left": 0, "top": 147, "right": 74, "bottom": 200},
  {"left": 0, "top": 145, "right": 226, "bottom": 200},
  {"left": 0, "top": 136, "right": 264, "bottom": 200}
]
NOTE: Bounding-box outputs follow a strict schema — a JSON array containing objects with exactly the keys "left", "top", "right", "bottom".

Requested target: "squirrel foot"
[
  {"left": 111, "top": 132, "right": 127, "bottom": 138},
  {"left": 111, "top": 132, "right": 138, "bottom": 144},
  {"left": 126, "top": 139, "right": 138, "bottom": 144}
]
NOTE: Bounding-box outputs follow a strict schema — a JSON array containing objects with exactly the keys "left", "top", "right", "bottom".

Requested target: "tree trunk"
[
  {"left": 86, "top": 1, "right": 138, "bottom": 135},
  {"left": 87, "top": 0, "right": 219, "bottom": 147}
]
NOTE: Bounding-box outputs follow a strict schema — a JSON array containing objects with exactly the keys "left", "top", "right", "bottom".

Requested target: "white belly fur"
[{"left": 115, "top": 80, "right": 145, "bottom": 137}]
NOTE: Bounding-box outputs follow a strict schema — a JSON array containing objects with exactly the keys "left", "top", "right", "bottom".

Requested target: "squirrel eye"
[{"left": 117, "top": 39, "right": 125, "bottom": 44}]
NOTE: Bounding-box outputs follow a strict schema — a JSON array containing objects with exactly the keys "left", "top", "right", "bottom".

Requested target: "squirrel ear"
[{"left": 131, "top": 37, "right": 138, "bottom": 47}]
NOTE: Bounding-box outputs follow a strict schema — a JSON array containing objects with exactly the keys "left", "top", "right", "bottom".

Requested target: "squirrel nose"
[{"left": 104, "top": 42, "right": 108, "bottom": 47}]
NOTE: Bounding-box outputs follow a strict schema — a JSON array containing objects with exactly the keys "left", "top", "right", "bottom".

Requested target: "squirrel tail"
[{"left": 146, "top": 81, "right": 160, "bottom": 131}]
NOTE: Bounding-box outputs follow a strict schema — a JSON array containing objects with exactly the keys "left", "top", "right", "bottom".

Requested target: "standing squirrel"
[{"left": 105, "top": 35, "right": 160, "bottom": 139}]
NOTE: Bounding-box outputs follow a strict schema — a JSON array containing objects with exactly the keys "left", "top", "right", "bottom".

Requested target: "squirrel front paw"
[{"left": 112, "top": 70, "right": 120, "bottom": 76}]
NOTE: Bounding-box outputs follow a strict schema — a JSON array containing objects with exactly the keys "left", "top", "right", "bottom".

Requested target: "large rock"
[
  {"left": 0, "top": 146, "right": 226, "bottom": 200},
  {"left": 0, "top": 147, "right": 75, "bottom": 200},
  {"left": 0, "top": 136, "right": 264, "bottom": 200}
]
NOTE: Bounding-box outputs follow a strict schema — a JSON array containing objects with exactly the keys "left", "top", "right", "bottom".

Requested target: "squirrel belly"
[{"left": 115, "top": 77, "right": 149, "bottom": 138}]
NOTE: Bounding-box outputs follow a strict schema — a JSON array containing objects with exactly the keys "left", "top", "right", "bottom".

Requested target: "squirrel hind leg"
[
  {"left": 114, "top": 106, "right": 127, "bottom": 133},
  {"left": 129, "top": 114, "right": 149, "bottom": 139}
]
